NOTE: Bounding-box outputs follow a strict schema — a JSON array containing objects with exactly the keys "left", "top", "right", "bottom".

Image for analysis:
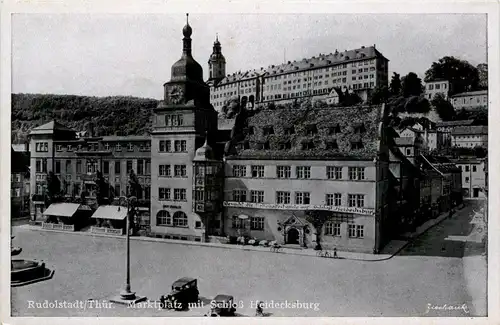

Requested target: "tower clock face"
[{"left": 169, "top": 85, "right": 184, "bottom": 104}]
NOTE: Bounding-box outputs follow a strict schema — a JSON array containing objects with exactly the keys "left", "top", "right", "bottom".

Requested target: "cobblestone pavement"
[{"left": 10, "top": 207, "right": 479, "bottom": 318}]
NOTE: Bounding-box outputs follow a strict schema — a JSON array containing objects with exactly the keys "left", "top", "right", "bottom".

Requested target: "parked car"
[
  {"left": 207, "top": 294, "right": 237, "bottom": 316},
  {"left": 160, "top": 277, "right": 199, "bottom": 310}
]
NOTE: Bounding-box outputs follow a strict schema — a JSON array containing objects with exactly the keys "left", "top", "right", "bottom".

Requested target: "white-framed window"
[
  {"left": 334, "top": 193, "right": 342, "bottom": 206},
  {"left": 232, "top": 189, "right": 247, "bottom": 202},
  {"left": 250, "top": 190, "right": 264, "bottom": 203},
  {"left": 56, "top": 144, "right": 63, "bottom": 152},
  {"left": 348, "top": 194, "right": 364, "bottom": 207},
  {"left": 174, "top": 189, "right": 187, "bottom": 201},
  {"left": 251, "top": 165, "right": 265, "bottom": 178},
  {"left": 159, "top": 187, "right": 171, "bottom": 200},
  {"left": 296, "top": 166, "right": 311, "bottom": 179},
  {"left": 348, "top": 167, "right": 365, "bottom": 180},
  {"left": 174, "top": 140, "right": 187, "bottom": 152},
  {"left": 349, "top": 224, "right": 364, "bottom": 238},
  {"left": 159, "top": 165, "right": 171, "bottom": 177},
  {"left": 104, "top": 143, "right": 110, "bottom": 151},
  {"left": 127, "top": 143, "right": 134, "bottom": 152},
  {"left": 156, "top": 210, "right": 171, "bottom": 226},
  {"left": 276, "top": 191, "right": 291, "bottom": 204},
  {"left": 295, "top": 192, "right": 310, "bottom": 204},
  {"left": 326, "top": 166, "right": 342, "bottom": 179},
  {"left": 174, "top": 165, "right": 187, "bottom": 177},
  {"left": 173, "top": 211, "right": 188, "bottom": 227},
  {"left": 115, "top": 143, "right": 121, "bottom": 151},
  {"left": 232, "top": 165, "right": 247, "bottom": 177},
  {"left": 159, "top": 140, "right": 171, "bottom": 152},
  {"left": 250, "top": 216, "right": 265, "bottom": 230},
  {"left": 277, "top": 166, "right": 291, "bottom": 178},
  {"left": 326, "top": 194, "right": 335, "bottom": 206},
  {"left": 325, "top": 222, "right": 341, "bottom": 236}
]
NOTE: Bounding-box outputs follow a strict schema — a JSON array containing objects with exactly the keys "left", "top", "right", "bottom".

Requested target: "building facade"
[
  {"left": 149, "top": 15, "right": 221, "bottom": 242},
  {"left": 450, "top": 90, "right": 488, "bottom": 110},
  {"left": 11, "top": 145, "right": 30, "bottom": 218},
  {"left": 208, "top": 40, "right": 389, "bottom": 112},
  {"left": 424, "top": 80, "right": 450, "bottom": 100},
  {"left": 451, "top": 126, "right": 488, "bottom": 148},
  {"left": 28, "top": 121, "right": 151, "bottom": 222},
  {"left": 453, "top": 158, "right": 487, "bottom": 199}
]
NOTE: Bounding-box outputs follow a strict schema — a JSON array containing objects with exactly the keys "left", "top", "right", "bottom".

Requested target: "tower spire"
[
  {"left": 216, "top": 33, "right": 218, "bottom": 42},
  {"left": 186, "top": 13, "right": 189, "bottom": 24}
]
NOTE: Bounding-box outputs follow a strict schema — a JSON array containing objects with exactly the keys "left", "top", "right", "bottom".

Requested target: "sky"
[{"left": 12, "top": 13, "right": 487, "bottom": 100}]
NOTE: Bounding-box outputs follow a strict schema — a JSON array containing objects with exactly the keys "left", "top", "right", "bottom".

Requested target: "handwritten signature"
[{"left": 426, "top": 303, "right": 470, "bottom": 314}]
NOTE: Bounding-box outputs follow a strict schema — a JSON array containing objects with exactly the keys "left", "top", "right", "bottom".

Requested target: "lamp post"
[{"left": 110, "top": 195, "right": 146, "bottom": 304}]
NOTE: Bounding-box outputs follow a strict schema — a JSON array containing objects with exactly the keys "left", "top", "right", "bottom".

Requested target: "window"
[
  {"left": 104, "top": 143, "right": 110, "bottom": 151},
  {"left": 326, "top": 166, "right": 342, "bottom": 179},
  {"left": 145, "top": 143, "right": 151, "bottom": 152},
  {"left": 232, "top": 216, "right": 245, "bottom": 229},
  {"left": 325, "top": 223, "right": 341, "bottom": 236},
  {"left": 356, "top": 225, "right": 364, "bottom": 238},
  {"left": 144, "top": 186, "right": 150, "bottom": 199},
  {"left": 277, "top": 166, "right": 291, "bottom": 178},
  {"left": 114, "top": 184, "right": 121, "bottom": 197},
  {"left": 326, "top": 194, "right": 335, "bottom": 206},
  {"left": 55, "top": 160, "right": 61, "bottom": 174},
  {"left": 295, "top": 192, "right": 310, "bottom": 204},
  {"left": 56, "top": 145, "right": 63, "bottom": 152},
  {"left": 465, "top": 177, "right": 470, "bottom": 183},
  {"left": 296, "top": 166, "right": 311, "bottom": 179},
  {"left": 348, "top": 224, "right": 356, "bottom": 237},
  {"left": 115, "top": 161, "right": 121, "bottom": 174},
  {"left": 250, "top": 190, "right": 264, "bottom": 203},
  {"left": 174, "top": 165, "right": 187, "bottom": 177},
  {"left": 173, "top": 211, "right": 188, "bottom": 227},
  {"left": 126, "top": 160, "right": 133, "bottom": 174},
  {"left": 250, "top": 216, "right": 265, "bottom": 230},
  {"left": 103, "top": 161, "right": 110, "bottom": 174},
  {"left": 159, "top": 165, "right": 171, "bottom": 177},
  {"left": 195, "top": 190, "right": 204, "bottom": 201},
  {"left": 156, "top": 210, "right": 171, "bottom": 226},
  {"left": 174, "top": 140, "right": 187, "bottom": 152},
  {"left": 174, "top": 188, "right": 187, "bottom": 201},
  {"left": 115, "top": 143, "right": 121, "bottom": 151},
  {"left": 251, "top": 165, "right": 265, "bottom": 177},
  {"left": 406, "top": 148, "right": 411, "bottom": 156},
  {"left": 334, "top": 193, "right": 342, "bottom": 206},
  {"left": 465, "top": 166, "right": 470, "bottom": 172},
  {"left": 233, "top": 189, "right": 247, "bottom": 202},
  {"left": 348, "top": 194, "right": 365, "bottom": 207},
  {"left": 195, "top": 221, "right": 202, "bottom": 229},
  {"left": 473, "top": 165, "right": 477, "bottom": 172},
  {"left": 159, "top": 187, "right": 171, "bottom": 200},
  {"left": 348, "top": 167, "right": 365, "bottom": 180},
  {"left": 232, "top": 165, "right": 247, "bottom": 177},
  {"left": 159, "top": 140, "right": 171, "bottom": 152},
  {"left": 276, "top": 191, "right": 291, "bottom": 204}
]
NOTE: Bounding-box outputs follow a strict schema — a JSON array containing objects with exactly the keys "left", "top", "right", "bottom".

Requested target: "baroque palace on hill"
[
  {"left": 26, "top": 15, "right": 463, "bottom": 254},
  {"left": 206, "top": 35, "right": 389, "bottom": 111}
]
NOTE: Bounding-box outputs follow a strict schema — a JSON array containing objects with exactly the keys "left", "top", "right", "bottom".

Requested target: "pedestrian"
[
  {"left": 255, "top": 301, "right": 264, "bottom": 316},
  {"left": 333, "top": 247, "right": 338, "bottom": 259}
]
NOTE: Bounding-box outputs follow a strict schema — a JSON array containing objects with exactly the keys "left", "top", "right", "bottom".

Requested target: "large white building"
[{"left": 207, "top": 40, "right": 389, "bottom": 112}]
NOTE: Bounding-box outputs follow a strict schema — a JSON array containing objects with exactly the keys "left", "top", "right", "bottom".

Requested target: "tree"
[
  {"left": 338, "top": 90, "right": 362, "bottom": 106},
  {"left": 477, "top": 63, "right": 488, "bottom": 89},
  {"left": 431, "top": 93, "right": 455, "bottom": 121},
  {"left": 94, "top": 170, "right": 109, "bottom": 206},
  {"left": 401, "top": 72, "right": 424, "bottom": 97},
  {"left": 305, "top": 210, "right": 331, "bottom": 250},
  {"left": 389, "top": 72, "right": 402, "bottom": 96},
  {"left": 368, "top": 85, "right": 389, "bottom": 105},
  {"left": 424, "top": 56, "right": 480, "bottom": 94},
  {"left": 45, "top": 171, "right": 62, "bottom": 207}
]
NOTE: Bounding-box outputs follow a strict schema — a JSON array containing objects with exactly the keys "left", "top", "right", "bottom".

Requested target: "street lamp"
[{"left": 110, "top": 195, "right": 147, "bottom": 304}]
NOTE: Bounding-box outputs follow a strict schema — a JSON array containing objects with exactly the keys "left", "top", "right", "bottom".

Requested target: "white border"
[{"left": 1, "top": 1, "right": 499, "bottom": 325}]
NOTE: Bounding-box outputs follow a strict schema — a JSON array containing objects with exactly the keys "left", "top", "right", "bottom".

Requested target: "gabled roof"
[
  {"left": 30, "top": 120, "right": 75, "bottom": 135},
  {"left": 451, "top": 126, "right": 488, "bottom": 136},
  {"left": 436, "top": 120, "right": 475, "bottom": 127},
  {"left": 451, "top": 90, "right": 488, "bottom": 98}
]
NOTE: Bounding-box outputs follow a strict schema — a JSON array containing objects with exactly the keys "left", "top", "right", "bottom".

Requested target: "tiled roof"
[
  {"left": 436, "top": 120, "right": 475, "bottom": 127},
  {"left": 29, "top": 120, "right": 75, "bottom": 135},
  {"left": 451, "top": 90, "right": 488, "bottom": 98},
  {"left": 451, "top": 126, "right": 488, "bottom": 136},
  {"left": 227, "top": 104, "right": 384, "bottom": 160}
]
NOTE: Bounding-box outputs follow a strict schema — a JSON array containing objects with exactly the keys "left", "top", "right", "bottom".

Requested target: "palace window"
[
  {"left": 174, "top": 140, "right": 187, "bottom": 152},
  {"left": 103, "top": 161, "right": 110, "bottom": 174},
  {"left": 159, "top": 164, "right": 171, "bottom": 177},
  {"left": 277, "top": 166, "right": 291, "bottom": 178},
  {"left": 250, "top": 190, "right": 264, "bottom": 203},
  {"left": 348, "top": 194, "right": 365, "bottom": 207},
  {"left": 325, "top": 222, "right": 341, "bottom": 236},
  {"left": 115, "top": 143, "right": 121, "bottom": 151},
  {"left": 276, "top": 191, "right": 290, "bottom": 204},
  {"left": 128, "top": 143, "right": 134, "bottom": 152},
  {"left": 296, "top": 166, "right": 311, "bottom": 179},
  {"left": 173, "top": 211, "right": 188, "bottom": 227},
  {"left": 295, "top": 192, "right": 310, "bottom": 205},
  {"left": 56, "top": 145, "right": 63, "bottom": 152},
  {"left": 159, "top": 187, "right": 171, "bottom": 200},
  {"left": 348, "top": 167, "right": 365, "bottom": 180},
  {"left": 250, "top": 216, "right": 265, "bottom": 230},
  {"left": 251, "top": 165, "right": 265, "bottom": 178},
  {"left": 349, "top": 224, "right": 364, "bottom": 238},
  {"left": 156, "top": 210, "right": 171, "bottom": 226},
  {"left": 159, "top": 140, "right": 171, "bottom": 152},
  {"left": 174, "top": 188, "right": 187, "bottom": 201},
  {"left": 232, "top": 165, "right": 247, "bottom": 177},
  {"left": 232, "top": 190, "right": 247, "bottom": 202},
  {"left": 326, "top": 166, "right": 342, "bottom": 179},
  {"left": 104, "top": 143, "right": 110, "bottom": 151},
  {"left": 174, "top": 165, "right": 187, "bottom": 177}
]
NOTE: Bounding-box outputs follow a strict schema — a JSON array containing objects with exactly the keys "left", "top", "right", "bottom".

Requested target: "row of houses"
[{"left": 424, "top": 79, "right": 487, "bottom": 110}]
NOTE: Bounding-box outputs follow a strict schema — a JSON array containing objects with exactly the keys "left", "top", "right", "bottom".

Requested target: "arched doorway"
[{"left": 287, "top": 228, "right": 300, "bottom": 244}]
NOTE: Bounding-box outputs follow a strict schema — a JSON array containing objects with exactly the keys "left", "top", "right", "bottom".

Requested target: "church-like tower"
[
  {"left": 208, "top": 34, "right": 226, "bottom": 82},
  {"left": 150, "top": 14, "right": 219, "bottom": 241}
]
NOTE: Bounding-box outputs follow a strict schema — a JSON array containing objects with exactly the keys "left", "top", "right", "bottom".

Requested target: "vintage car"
[
  {"left": 160, "top": 277, "right": 199, "bottom": 310},
  {"left": 207, "top": 294, "right": 237, "bottom": 316}
]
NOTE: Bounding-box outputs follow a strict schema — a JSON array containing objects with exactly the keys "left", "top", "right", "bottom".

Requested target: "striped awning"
[
  {"left": 91, "top": 205, "right": 128, "bottom": 220},
  {"left": 43, "top": 203, "right": 81, "bottom": 217}
]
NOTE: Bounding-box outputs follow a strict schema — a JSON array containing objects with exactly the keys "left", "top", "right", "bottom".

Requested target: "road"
[{"left": 10, "top": 201, "right": 485, "bottom": 317}]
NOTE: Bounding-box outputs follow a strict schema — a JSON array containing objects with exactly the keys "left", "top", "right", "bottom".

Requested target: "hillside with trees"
[{"left": 11, "top": 94, "right": 157, "bottom": 143}]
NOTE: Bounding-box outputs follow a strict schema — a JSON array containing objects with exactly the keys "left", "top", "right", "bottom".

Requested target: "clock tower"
[{"left": 150, "top": 14, "right": 219, "bottom": 241}]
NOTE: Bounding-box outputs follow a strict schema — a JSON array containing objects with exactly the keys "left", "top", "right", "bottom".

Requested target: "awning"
[
  {"left": 91, "top": 205, "right": 128, "bottom": 220},
  {"left": 43, "top": 203, "right": 81, "bottom": 217}
]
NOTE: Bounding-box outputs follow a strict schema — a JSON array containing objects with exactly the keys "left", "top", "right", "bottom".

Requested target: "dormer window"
[
  {"left": 67, "top": 145, "right": 73, "bottom": 152},
  {"left": 329, "top": 125, "right": 341, "bottom": 135},
  {"left": 305, "top": 125, "right": 318, "bottom": 136},
  {"left": 104, "top": 143, "right": 110, "bottom": 151},
  {"left": 263, "top": 126, "right": 274, "bottom": 136},
  {"left": 116, "top": 143, "right": 122, "bottom": 151},
  {"left": 128, "top": 143, "right": 134, "bottom": 152},
  {"left": 284, "top": 126, "right": 295, "bottom": 135},
  {"left": 56, "top": 145, "right": 63, "bottom": 152},
  {"left": 325, "top": 140, "right": 339, "bottom": 150},
  {"left": 351, "top": 141, "right": 364, "bottom": 150},
  {"left": 302, "top": 141, "right": 315, "bottom": 150}
]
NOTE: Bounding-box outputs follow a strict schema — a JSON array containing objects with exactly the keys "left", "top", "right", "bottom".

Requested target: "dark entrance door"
[
  {"left": 473, "top": 188, "right": 480, "bottom": 198},
  {"left": 287, "top": 228, "right": 299, "bottom": 244}
]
